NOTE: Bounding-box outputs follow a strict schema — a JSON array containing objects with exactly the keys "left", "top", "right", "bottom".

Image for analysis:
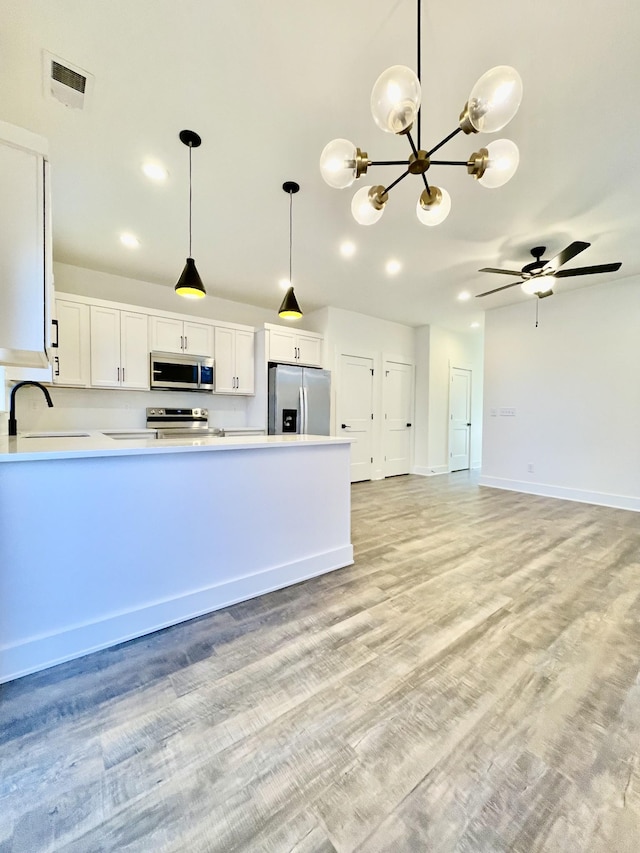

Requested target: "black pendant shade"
[
  {"left": 175, "top": 129, "right": 206, "bottom": 299},
  {"left": 278, "top": 181, "right": 303, "bottom": 319},
  {"left": 175, "top": 257, "right": 206, "bottom": 299},
  {"left": 278, "top": 286, "right": 302, "bottom": 319}
]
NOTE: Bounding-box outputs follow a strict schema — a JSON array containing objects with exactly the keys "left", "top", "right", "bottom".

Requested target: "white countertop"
[{"left": 0, "top": 431, "right": 352, "bottom": 463}]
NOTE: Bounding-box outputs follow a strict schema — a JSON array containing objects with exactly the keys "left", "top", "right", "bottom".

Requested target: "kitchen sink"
[
  {"left": 23, "top": 432, "right": 91, "bottom": 438},
  {"left": 104, "top": 432, "right": 156, "bottom": 440}
]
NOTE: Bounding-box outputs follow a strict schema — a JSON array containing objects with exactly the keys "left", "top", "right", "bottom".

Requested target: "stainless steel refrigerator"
[{"left": 268, "top": 364, "right": 331, "bottom": 435}]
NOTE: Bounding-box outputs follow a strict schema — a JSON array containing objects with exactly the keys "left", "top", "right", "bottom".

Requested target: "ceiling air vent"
[{"left": 43, "top": 51, "right": 94, "bottom": 109}]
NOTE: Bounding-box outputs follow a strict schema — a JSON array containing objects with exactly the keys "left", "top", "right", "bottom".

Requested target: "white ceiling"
[{"left": 2, "top": 0, "right": 638, "bottom": 331}]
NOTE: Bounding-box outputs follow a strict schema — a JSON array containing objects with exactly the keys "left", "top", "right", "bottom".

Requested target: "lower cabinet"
[
  {"left": 214, "top": 326, "right": 255, "bottom": 394},
  {"left": 90, "top": 306, "right": 149, "bottom": 389}
]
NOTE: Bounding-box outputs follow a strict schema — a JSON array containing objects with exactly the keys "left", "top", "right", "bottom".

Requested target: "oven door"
[{"left": 150, "top": 353, "right": 200, "bottom": 390}]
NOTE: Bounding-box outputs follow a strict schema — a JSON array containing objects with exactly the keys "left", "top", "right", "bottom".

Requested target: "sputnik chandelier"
[{"left": 319, "top": 0, "right": 523, "bottom": 227}]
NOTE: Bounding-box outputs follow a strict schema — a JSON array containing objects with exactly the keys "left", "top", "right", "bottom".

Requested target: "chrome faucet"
[{"left": 8, "top": 382, "right": 54, "bottom": 436}]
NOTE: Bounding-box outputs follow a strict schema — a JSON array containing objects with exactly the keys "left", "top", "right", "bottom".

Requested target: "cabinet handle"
[
  {"left": 51, "top": 319, "right": 59, "bottom": 348},
  {"left": 54, "top": 356, "right": 60, "bottom": 376},
  {"left": 122, "top": 368, "right": 125, "bottom": 383},
  {"left": 184, "top": 336, "right": 188, "bottom": 351},
  {"left": 117, "top": 366, "right": 120, "bottom": 381},
  {"left": 181, "top": 335, "right": 184, "bottom": 350}
]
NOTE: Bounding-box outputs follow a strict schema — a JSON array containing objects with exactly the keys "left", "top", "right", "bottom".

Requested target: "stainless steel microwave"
[{"left": 150, "top": 351, "right": 214, "bottom": 392}]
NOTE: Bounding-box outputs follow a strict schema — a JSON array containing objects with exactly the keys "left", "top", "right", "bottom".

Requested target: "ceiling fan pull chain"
[{"left": 535, "top": 298, "right": 539, "bottom": 328}]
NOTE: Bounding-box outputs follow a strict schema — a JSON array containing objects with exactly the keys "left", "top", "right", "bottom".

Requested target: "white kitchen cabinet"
[
  {"left": 214, "top": 326, "right": 255, "bottom": 395},
  {"left": 90, "top": 306, "right": 148, "bottom": 389},
  {"left": 0, "top": 121, "right": 52, "bottom": 368},
  {"left": 149, "top": 315, "right": 213, "bottom": 357},
  {"left": 51, "top": 299, "right": 90, "bottom": 386},
  {"left": 266, "top": 325, "right": 323, "bottom": 367}
]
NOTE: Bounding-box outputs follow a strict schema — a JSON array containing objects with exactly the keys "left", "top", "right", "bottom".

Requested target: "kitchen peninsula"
[{"left": 0, "top": 433, "right": 353, "bottom": 683}]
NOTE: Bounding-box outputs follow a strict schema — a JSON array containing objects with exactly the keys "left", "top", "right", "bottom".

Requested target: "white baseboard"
[
  {"left": 1, "top": 545, "right": 354, "bottom": 684},
  {"left": 412, "top": 465, "right": 449, "bottom": 477},
  {"left": 478, "top": 476, "right": 640, "bottom": 513}
]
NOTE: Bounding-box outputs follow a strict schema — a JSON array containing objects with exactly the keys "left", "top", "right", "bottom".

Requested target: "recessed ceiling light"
[
  {"left": 120, "top": 232, "right": 139, "bottom": 248},
  {"left": 142, "top": 162, "right": 168, "bottom": 181},
  {"left": 340, "top": 241, "right": 356, "bottom": 258},
  {"left": 279, "top": 278, "right": 291, "bottom": 291},
  {"left": 470, "top": 321, "right": 480, "bottom": 329},
  {"left": 385, "top": 259, "right": 402, "bottom": 275},
  {"left": 457, "top": 291, "right": 471, "bottom": 301}
]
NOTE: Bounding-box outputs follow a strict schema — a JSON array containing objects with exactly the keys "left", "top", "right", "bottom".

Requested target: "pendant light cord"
[
  {"left": 417, "top": 0, "right": 421, "bottom": 151},
  {"left": 289, "top": 188, "right": 293, "bottom": 286},
  {"left": 188, "top": 143, "right": 193, "bottom": 258}
]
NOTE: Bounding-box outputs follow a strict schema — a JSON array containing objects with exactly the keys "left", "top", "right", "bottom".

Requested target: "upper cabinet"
[
  {"left": 90, "top": 306, "right": 149, "bottom": 389},
  {"left": 149, "top": 316, "right": 213, "bottom": 357},
  {"left": 0, "top": 121, "right": 52, "bottom": 368},
  {"left": 51, "top": 298, "right": 90, "bottom": 386},
  {"left": 214, "top": 326, "right": 255, "bottom": 395},
  {"left": 266, "top": 325, "right": 323, "bottom": 367}
]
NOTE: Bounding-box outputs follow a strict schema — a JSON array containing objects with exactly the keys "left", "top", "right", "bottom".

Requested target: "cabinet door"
[
  {"left": 234, "top": 329, "right": 255, "bottom": 394},
  {"left": 296, "top": 332, "right": 323, "bottom": 367},
  {"left": 213, "top": 327, "right": 235, "bottom": 393},
  {"left": 0, "top": 136, "right": 49, "bottom": 368},
  {"left": 52, "top": 299, "right": 89, "bottom": 386},
  {"left": 90, "top": 306, "right": 120, "bottom": 387},
  {"left": 184, "top": 321, "right": 214, "bottom": 357},
  {"left": 268, "top": 328, "right": 297, "bottom": 363},
  {"left": 149, "top": 316, "right": 183, "bottom": 353},
  {"left": 120, "top": 311, "right": 149, "bottom": 390}
]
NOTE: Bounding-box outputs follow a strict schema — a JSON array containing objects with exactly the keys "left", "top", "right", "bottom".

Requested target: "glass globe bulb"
[
  {"left": 320, "top": 138, "right": 358, "bottom": 189},
  {"left": 351, "top": 186, "right": 385, "bottom": 225},
  {"left": 478, "top": 139, "right": 519, "bottom": 188},
  {"left": 416, "top": 187, "right": 451, "bottom": 226},
  {"left": 468, "top": 66, "right": 523, "bottom": 133},
  {"left": 370, "top": 65, "right": 421, "bottom": 134}
]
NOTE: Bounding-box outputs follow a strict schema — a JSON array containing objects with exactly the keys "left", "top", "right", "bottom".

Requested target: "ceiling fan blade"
[
  {"left": 476, "top": 281, "right": 523, "bottom": 297},
  {"left": 554, "top": 262, "right": 622, "bottom": 278},
  {"left": 541, "top": 240, "right": 590, "bottom": 273},
  {"left": 478, "top": 267, "right": 524, "bottom": 276}
]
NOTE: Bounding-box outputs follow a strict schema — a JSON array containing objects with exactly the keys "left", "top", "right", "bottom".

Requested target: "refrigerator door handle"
[
  {"left": 299, "top": 386, "right": 304, "bottom": 434},
  {"left": 303, "top": 386, "right": 308, "bottom": 433}
]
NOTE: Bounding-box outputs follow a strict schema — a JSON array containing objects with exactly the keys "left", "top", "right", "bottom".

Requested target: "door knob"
[
  {"left": 341, "top": 423, "right": 351, "bottom": 429},
  {"left": 406, "top": 423, "right": 412, "bottom": 427},
  {"left": 467, "top": 422, "right": 471, "bottom": 426}
]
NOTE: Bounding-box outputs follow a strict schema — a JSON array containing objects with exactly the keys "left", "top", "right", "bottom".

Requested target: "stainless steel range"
[{"left": 146, "top": 407, "right": 225, "bottom": 439}]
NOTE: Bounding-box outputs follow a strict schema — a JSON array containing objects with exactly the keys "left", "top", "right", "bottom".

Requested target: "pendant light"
[
  {"left": 175, "top": 129, "right": 206, "bottom": 298},
  {"left": 278, "top": 181, "right": 303, "bottom": 319}
]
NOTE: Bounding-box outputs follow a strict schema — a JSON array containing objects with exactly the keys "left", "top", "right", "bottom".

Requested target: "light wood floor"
[{"left": 2, "top": 473, "right": 640, "bottom": 852}]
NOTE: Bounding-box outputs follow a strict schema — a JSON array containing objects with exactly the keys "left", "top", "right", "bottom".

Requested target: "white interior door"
[
  {"left": 338, "top": 354, "right": 374, "bottom": 482},
  {"left": 384, "top": 360, "right": 413, "bottom": 477},
  {"left": 449, "top": 367, "right": 472, "bottom": 471}
]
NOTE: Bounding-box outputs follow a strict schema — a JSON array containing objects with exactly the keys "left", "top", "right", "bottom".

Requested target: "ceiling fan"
[{"left": 476, "top": 242, "right": 622, "bottom": 299}]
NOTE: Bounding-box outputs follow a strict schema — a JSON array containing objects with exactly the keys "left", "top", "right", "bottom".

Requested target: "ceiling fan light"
[
  {"left": 320, "top": 138, "right": 359, "bottom": 188},
  {"left": 467, "top": 66, "right": 523, "bottom": 133},
  {"left": 278, "top": 286, "right": 303, "bottom": 319},
  {"left": 370, "top": 65, "right": 421, "bottom": 134},
  {"left": 351, "top": 185, "right": 386, "bottom": 225},
  {"left": 175, "top": 257, "right": 206, "bottom": 298},
  {"left": 416, "top": 186, "right": 451, "bottom": 226},
  {"left": 521, "top": 278, "right": 550, "bottom": 296},
  {"left": 477, "top": 139, "right": 520, "bottom": 188}
]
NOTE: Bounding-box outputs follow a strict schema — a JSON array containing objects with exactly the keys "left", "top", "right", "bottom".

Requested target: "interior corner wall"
[
  {"left": 413, "top": 325, "right": 484, "bottom": 476},
  {"left": 480, "top": 278, "right": 640, "bottom": 510}
]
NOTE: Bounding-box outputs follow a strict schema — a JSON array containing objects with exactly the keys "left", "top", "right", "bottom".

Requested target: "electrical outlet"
[{"left": 527, "top": 463, "right": 534, "bottom": 473}]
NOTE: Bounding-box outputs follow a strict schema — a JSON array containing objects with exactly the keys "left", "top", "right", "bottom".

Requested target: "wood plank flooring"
[{"left": 1, "top": 472, "right": 639, "bottom": 852}]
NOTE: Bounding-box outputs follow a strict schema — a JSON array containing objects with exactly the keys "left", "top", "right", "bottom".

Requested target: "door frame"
[
  {"left": 448, "top": 363, "right": 473, "bottom": 472},
  {"left": 382, "top": 356, "right": 415, "bottom": 477}
]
